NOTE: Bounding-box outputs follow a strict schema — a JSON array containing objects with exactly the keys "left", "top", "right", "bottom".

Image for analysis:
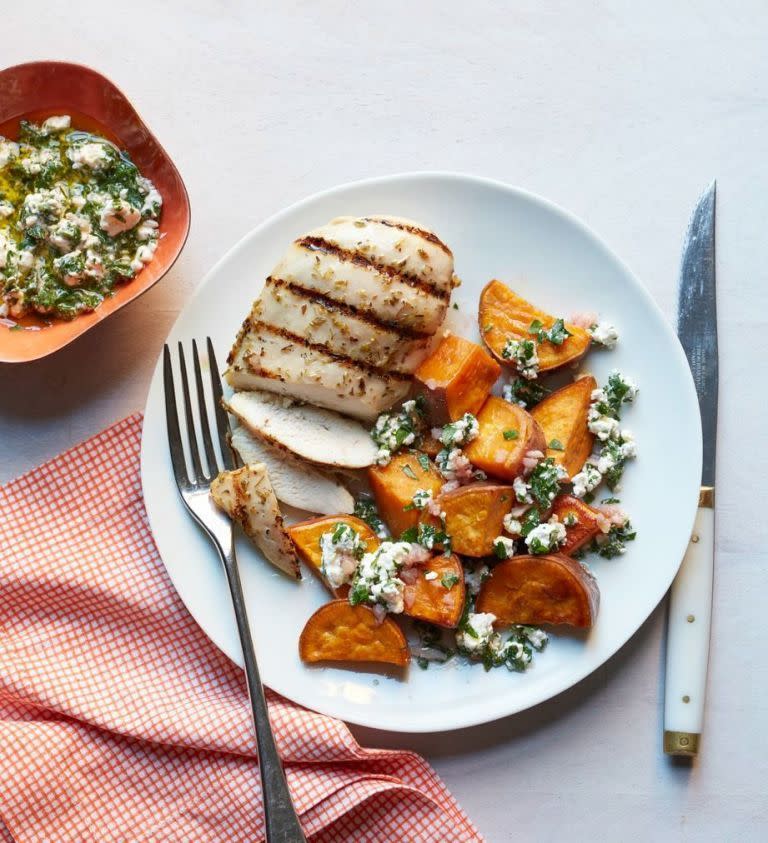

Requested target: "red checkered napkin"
[{"left": 0, "top": 415, "right": 482, "bottom": 842}]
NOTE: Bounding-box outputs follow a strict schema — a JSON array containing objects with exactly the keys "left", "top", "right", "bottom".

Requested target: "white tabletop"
[{"left": 1, "top": 2, "right": 765, "bottom": 840}]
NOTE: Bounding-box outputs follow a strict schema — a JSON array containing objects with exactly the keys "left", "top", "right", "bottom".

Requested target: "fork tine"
[
  {"left": 163, "top": 344, "right": 190, "bottom": 488},
  {"left": 207, "top": 337, "right": 237, "bottom": 471},
  {"left": 192, "top": 339, "right": 220, "bottom": 476},
  {"left": 177, "top": 342, "right": 206, "bottom": 483}
]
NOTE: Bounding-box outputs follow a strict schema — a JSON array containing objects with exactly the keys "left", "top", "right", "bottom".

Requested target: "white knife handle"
[{"left": 664, "top": 491, "right": 715, "bottom": 755}]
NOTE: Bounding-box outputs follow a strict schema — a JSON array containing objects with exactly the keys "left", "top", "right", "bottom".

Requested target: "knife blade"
[
  {"left": 677, "top": 181, "right": 718, "bottom": 486},
  {"left": 663, "top": 181, "right": 717, "bottom": 756}
]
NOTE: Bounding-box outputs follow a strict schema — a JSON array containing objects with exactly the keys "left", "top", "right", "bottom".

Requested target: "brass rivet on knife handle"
[
  {"left": 664, "top": 730, "right": 700, "bottom": 756},
  {"left": 698, "top": 486, "right": 715, "bottom": 508}
]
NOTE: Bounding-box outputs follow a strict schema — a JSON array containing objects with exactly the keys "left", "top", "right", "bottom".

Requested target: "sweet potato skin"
[
  {"left": 463, "top": 396, "right": 546, "bottom": 481},
  {"left": 299, "top": 601, "right": 410, "bottom": 666},
  {"left": 550, "top": 495, "right": 602, "bottom": 556},
  {"left": 404, "top": 554, "right": 465, "bottom": 628},
  {"left": 531, "top": 376, "right": 596, "bottom": 478},
  {"left": 479, "top": 280, "right": 591, "bottom": 372},
  {"left": 414, "top": 334, "right": 501, "bottom": 425},
  {"left": 434, "top": 483, "right": 515, "bottom": 557},
  {"left": 288, "top": 515, "right": 379, "bottom": 597},
  {"left": 368, "top": 453, "right": 443, "bottom": 538},
  {"left": 476, "top": 554, "right": 600, "bottom": 628}
]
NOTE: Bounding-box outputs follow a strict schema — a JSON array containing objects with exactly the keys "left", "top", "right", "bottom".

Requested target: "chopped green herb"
[
  {"left": 417, "top": 453, "right": 431, "bottom": 472},
  {"left": 503, "top": 429, "right": 519, "bottom": 440},
  {"left": 548, "top": 438, "right": 565, "bottom": 451},
  {"left": 502, "top": 378, "right": 550, "bottom": 408},
  {"left": 441, "top": 573, "right": 460, "bottom": 589},
  {"left": 484, "top": 323, "right": 494, "bottom": 332},
  {"left": 353, "top": 495, "right": 388, "bottom": 538},
  {"left": 598, "top": 521, "right": 636, "bottom": 558},
  {"left": 601, "top": 496, "right": 620, "bottom": 504},
  {"left": 9, "top": 324, "right": 23, "bottom": 332},
  {"left": 452, "top": 302, "right": 459, "bottom": 310},
  {"left": 528, "top": 318, "right": 544, "bottom": 334},
  {"left": 401, "top": 464, "right": 418, "bottom": 480}
]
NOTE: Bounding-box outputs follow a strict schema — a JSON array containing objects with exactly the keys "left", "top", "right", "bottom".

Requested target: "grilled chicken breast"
[{"left": 226, "top": 215, "right": 454, "bottom": 421}]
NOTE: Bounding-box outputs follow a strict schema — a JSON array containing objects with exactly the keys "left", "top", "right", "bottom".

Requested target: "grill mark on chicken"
[
  {"left": 362, "top": 217, "right": 453, "bottom": 256},
  {"left": 250, "top": 319, "right": 412, "bottom": 383},
  {"left": 267, "top": 277, "right": 433, "bottom": 340},
  {"left": 296, "top": 236, "right": 451, "bottom": 301}
]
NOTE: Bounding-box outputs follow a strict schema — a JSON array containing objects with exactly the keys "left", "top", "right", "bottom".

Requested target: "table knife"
[{"left": 664, "top": 181, "right": 718, "bottom": 756}]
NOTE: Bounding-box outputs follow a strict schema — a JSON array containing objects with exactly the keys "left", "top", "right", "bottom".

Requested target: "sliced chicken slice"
[
  {"left": 210, "top": 463, "right": 300, "bottom": 579},
  {"left": 226, "top": 390, "right": 378, "bottom": 469},
  {"left": 255, "top": 278, "right": 429, "bottom": 374},
  {"left": 230, "top": 425, "right": 353, "bottom": 515},
  {"left": 226, "top": 327, "right": 409, "bottom": 421}
]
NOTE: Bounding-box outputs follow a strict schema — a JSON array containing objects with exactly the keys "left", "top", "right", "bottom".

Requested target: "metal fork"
[{"left": 163, "top": 338, "right": 306, "bottom": 843}]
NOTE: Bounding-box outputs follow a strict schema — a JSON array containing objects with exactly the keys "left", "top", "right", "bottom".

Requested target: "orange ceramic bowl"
[{"left": 0, "top": 61, "right": 190, "bottom": 363}]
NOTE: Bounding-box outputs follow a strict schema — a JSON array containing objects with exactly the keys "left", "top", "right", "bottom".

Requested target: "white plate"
[{"left": 141, "top": 173, "right": 701, "bottom": 733}]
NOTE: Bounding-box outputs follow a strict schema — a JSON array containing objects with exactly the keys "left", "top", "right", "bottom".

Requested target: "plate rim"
[{"left": 141, "top": 170, "right": 702, "bottom": 732}]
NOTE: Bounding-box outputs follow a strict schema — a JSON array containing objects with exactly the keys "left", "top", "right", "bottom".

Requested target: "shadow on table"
[{"left": 350, "top": 600, "right": 674, "bottom": 758}]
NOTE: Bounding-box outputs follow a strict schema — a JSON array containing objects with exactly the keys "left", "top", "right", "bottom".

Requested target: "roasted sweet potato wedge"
[
  {"left": 463, "top": 396, "right": 546, "bottom": 481},
  {"left": 479, "top": 280, "right": 591, "bottom": 372},
  {"left": 433, "top": 483, "right": 515, "bottom": 557},
  {"left": 299, "top": 600, "right": 410, "bottom": 667},
  {"left": 368, "top": 453, "right": 443, "bottom": 538},
  {"left": 476, "top": 554, "right": 599, "bottom": 628},
  {"left": 404, "top": 554, "right": 465, "bottom": 628},
  {"left": 531, "top": 376, "right": 596, "bottom": 478},
  {"left": 414, "top": 334, "right": 501, "bottom": 425},
  {"left": 550, "top": 495, "right": 603, "bottom": 556},
  {"left": 288, "top": 515, "right": 379, "bottom": 597}
]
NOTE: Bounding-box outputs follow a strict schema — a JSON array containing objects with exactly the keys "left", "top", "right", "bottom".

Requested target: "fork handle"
[{"left": 217, "top": 544, "right": 307, "bottom": 842}]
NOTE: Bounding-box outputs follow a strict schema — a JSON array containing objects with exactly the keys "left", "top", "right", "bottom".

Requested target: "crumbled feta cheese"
[
  {"left": 588, "top": 410, "right": 620, "bottom": 442},
  {"left": 410, "top": 489, "right": 433, "bottom": 510},
  {"left": 433, "top": 413, "right": 479, "bottom": 448},
  {"left": 525, "top": 520, "right": 567, "bottom": 554},
  {"left": 319, "top": 523, "right": 365, "bottom": 589},
  {"left": 572, "top": 462, "right": 602, "bottom": 498},
  {"left": 42, "top": 115, "right": 71, "bottom": 132},
  {"left": 493, "top": 536, "right": 516, "bottom": 558},
  {"left": 524, "top": 626, "right": 549, "bottom": 650},
  {"left": 20, "top": 147, "right": 56, "bottom": 175},
  {"left": 456, "top": 612, "right": 497, "bottom": 653},
  {"left": 502, "top": 337, "right": 539, "bottom": 379},
  {"left": 349, "top": 541, "right": 415, "bottom": 614},
  {"left": 589, "top": 321, "right": 619, "bottom": 349},
  {"left": 68, "top": 141, "right": 113, "bottom": 171},
  {"left": 503, "top": 513, "right": 522, "bottom": 535},
  {"left": 370, "top": 400, "right": 423, "bottom": 465},
  {"left": 99, "top": 197, "right": 141, "bottom": 236},
  {"left": 435, "top": 447, "right": 480, "bottom": 484},
  {"left": 0, "top": 140, "right": 20, "bottom": 168},
  {"left": 0, "top": 200, "right": 13, "bottom": 219},
  {"left": 513, "top": 475, "right": 532, "bottom": 504},
  {"left": 22, "top": 187, "right": 67, "bottom": 225},
  {"left": 463, "top": 562, "right": 490, "bottom": 596},
  {"left": 424, "top": 571, "right": 438, "bottom": 581},
  {"left": 138, "top": 176, "right": 163, "bottom": 215}
]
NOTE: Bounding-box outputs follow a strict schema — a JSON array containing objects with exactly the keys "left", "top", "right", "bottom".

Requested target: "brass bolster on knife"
[
  {"left": 664, "top": 730, "right": 700, "bottom": 756},
  {"left": 699, "top": 487, "right": 715, "bottom": 508}
]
